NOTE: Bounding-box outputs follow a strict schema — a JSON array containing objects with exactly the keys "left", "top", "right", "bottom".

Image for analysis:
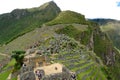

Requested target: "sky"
[{"left": 0, "top": 0, "right": 120, "bottom": 20}]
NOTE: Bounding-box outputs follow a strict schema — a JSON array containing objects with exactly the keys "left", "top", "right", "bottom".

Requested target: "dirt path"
[{"left": 0, "top": 52, "right": 10, "bottom": 58}]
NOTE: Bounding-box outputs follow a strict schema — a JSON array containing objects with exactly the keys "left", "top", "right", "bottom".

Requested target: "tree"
[{"left": 11, "top": 51, "right": 25, "bottom": 70}]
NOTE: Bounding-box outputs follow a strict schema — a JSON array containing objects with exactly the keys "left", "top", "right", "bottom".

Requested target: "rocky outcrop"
[
  {"left": 79, "top": 22, "right": 116, "bottom": 65},
  {"left": 11, "top": 9, "right": 29, "bottom": 19},
  {"left": 0, "top": 9, "right": 29, "bottom": 21},
  {"left": 93, "top": 25, "right": 116, "bottom": 65}
]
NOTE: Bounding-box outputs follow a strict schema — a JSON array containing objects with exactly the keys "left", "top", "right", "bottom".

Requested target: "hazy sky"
[{"left": 0, "top": 0, "right": 120, "bottom": 20}]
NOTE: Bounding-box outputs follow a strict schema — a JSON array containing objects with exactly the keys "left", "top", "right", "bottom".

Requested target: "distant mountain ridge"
[{"left": 90, "top": 18, "right": 119, "bottom": 25}]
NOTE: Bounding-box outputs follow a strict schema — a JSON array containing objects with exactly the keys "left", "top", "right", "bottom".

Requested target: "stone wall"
[
  {"left": 35, "top": 66, "right": 76, "bottom": 80},
  {"left": 42, "top": 72, "right": 76, "bottom": 80},
  {"left": 18, "top": 65, "right": 35, "bottom": 80},
  {"left": 19, "top": 64, "right": 76, "bottom": 80}
]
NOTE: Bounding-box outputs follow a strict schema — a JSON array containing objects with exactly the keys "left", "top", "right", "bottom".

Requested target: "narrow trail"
[{"left": 0, "top": 52, "right": 10, "bottom": 58}]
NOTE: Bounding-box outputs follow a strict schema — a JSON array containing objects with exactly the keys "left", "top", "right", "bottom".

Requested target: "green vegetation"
[
  {"left": 91, "top": 19, "right": 120, "bottom": 50},
  {"left": 46, "top": 10, "right": 88, "bottom": 25},
  {"left": 94, "top": 33, "right": 112, "bottom": 61},
  {"left": 2, "top": 59, "right": 16, "bottom": 70},
  {"left": 56, "top": 24, "right": 92, "bottom": 46},
  {"left": 90, "top": 19, "right": 120, "bottom": 80},
  {"left": 56, "top": 25, "right": 81, "bottom": 39},
  {"left": 0, "top": 59, "right": 16, "bottom": 80},
  {"left": 11, "top": 77, "right": 17, "bottom": 80},
  {"left": 11, "top": 51, "right": 25, "bottom": 71},
  {"left": 80, "top": 26, "right": 92, "bottom": 45},
  {"left": 55, "top": 19, "right": 120, "bottom": 80},
  {"left": 0, "top": 1, "right": 61, "bottom": 45},
  {"left": 0, "top": 1, "right": 120, "bottom": 80},
  {"left": 0, "top": 55, "right": 5, "bottom": 60},
  {"left": 0, "top": 70, "right": 11, "bottom": 80},
  {"left": 41, "top": 35, "right": 107, "bottom": 80},
  {"left": 101, "top": 22, "right": 120, "bottom": 50}
]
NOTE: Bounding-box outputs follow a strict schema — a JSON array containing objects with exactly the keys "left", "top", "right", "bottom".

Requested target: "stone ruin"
[
  {"left": 18, "top": 65, "right": 35, "bottom": 80},
  {"left": 18, "top": 51, "right": 76, "bottom": 80},
  {"left": 42, "top": 66, "right": 76, "bottom": 80},
  {"left": 18, "top": 34, "right": 77, "bottom": 80},
  {"left": 18, "top": 63, "right": 76, "bottom": 80}
]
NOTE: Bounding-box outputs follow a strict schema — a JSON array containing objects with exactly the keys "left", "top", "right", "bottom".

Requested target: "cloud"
[
  {"left": 0, "top": 0, "right": 120, "bottom": 20},
  {"left": 117, "top": 2, "right": 120, "bottom": 7}
]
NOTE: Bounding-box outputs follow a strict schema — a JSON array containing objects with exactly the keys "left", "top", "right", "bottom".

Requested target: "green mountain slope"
[
  {"left": 90, "top": 19, "right": 120, "bottom": 50},
  {"left": 46, "top": 10, "right": 88, "bottom": 25},
  {"left": 0, "top": 1, "right": 120, "bottom": 80},
  {"left": 0, "top": 1, "right": 61, "bottom": 45},
  {"left": 52, "top": 14, "right": 120, "bottom": 80},
  {"left": 0, "top": 10, "right": 119, "bottom": 80},
  {"left": 55, "top": 18, "right": 120, "bottom": 80}
]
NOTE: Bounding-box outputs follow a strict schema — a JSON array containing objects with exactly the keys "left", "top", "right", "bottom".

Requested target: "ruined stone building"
[{"left": 17, "top": 49, "right": 76, "bottom": 80}]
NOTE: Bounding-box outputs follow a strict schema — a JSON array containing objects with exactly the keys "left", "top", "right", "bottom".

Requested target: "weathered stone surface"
[{"left": 20, "top": 71, "right": 35, "bottom": 80}]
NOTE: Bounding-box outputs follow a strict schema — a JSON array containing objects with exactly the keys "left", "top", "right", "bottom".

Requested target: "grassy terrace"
[
  {"left": 40, "top": 34, "right": 107, "bottom": 80},
  {"left": 2, "top": 59, "right": 16, "bottom": 70},
  {"left": 53, "top": 47, "right": 106, "bottom": 80},
  {"left": 0, "top": 59, "right": 16, "bottom": 80},
  {"left": 0, "top": 70, "right": 11, "bottom": 80},
  {"left": 55, "top": 53, "right": 106, "bottom": 80}
]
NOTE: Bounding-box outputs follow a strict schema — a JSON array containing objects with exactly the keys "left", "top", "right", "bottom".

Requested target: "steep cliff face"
[
  {"left": 78, "top": 22, "right": 120, "bottom": 79},
  {"left": 53, "top": 12, "right": 120, "bottom": 79},
  {"left": 92, "top": 24, "right": 115, "bottom": 65},
  {"left": 90, "top": 19, "right": 120, "bottom": 50},
  {"left": 56, "top": 22, "right": 117, "bottom": 66},
  {"left": 80, "top": 24, "right": 120, "bottom": 80},
  {"left": 88, "top": 20, "right": 120, "bottom": 80}
]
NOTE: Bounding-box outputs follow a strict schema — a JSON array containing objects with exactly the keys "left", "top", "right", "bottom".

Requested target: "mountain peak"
[
  {"left": 47, "top": 1, "right": 56, "bottom": 4},
  {"left": 0, "top": 1, "right": 61, "bottom": 44},
  {"left": 39, "top": 1, "right": 60, "bottom": 10},
  {"left": 28, "top": 1, "right": 61, "bottom": 13}
]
